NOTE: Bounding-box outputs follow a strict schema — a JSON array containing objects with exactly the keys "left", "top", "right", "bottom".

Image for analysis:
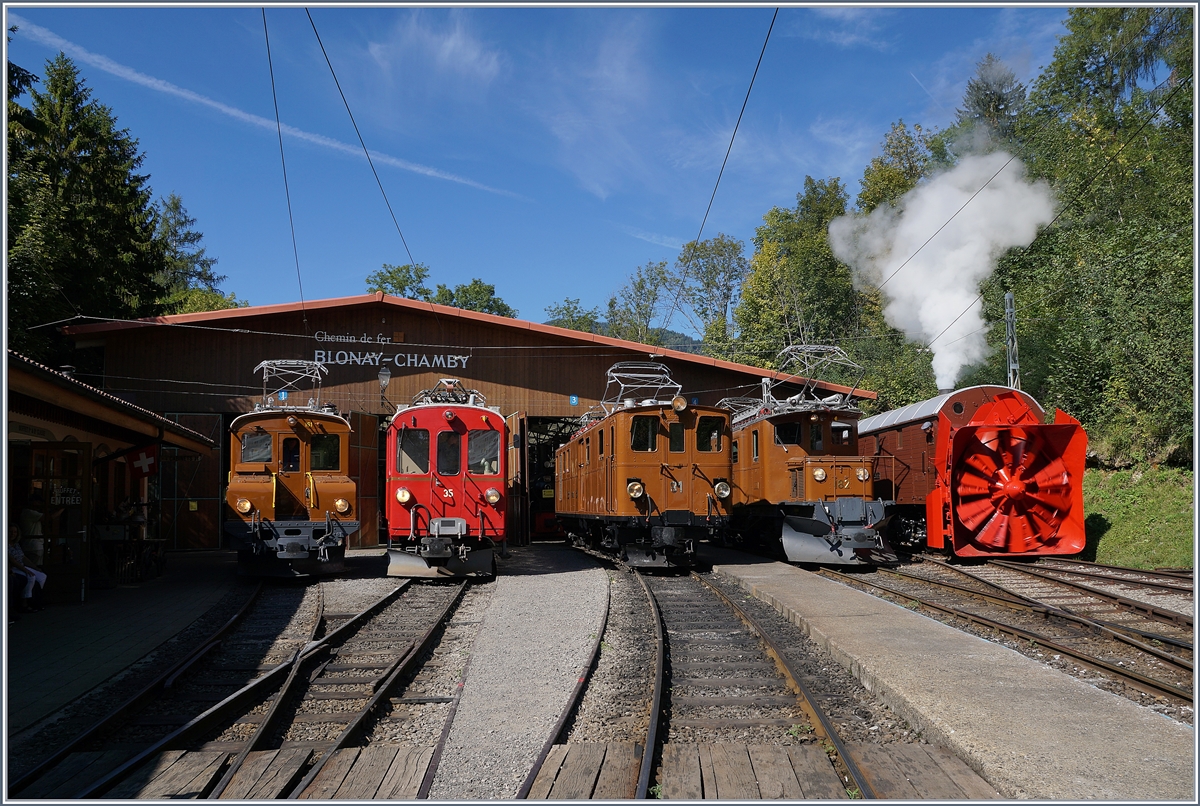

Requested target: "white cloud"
[
  {"left": 8, "top": 13, "right": 518, "bottom": 198},
  {"left": 614, "top": 223, "right": 684, "bottom": 251},
  {"left": 793, "top": 7, "right": 893, "bottom": 52},
  {"left": 367, "top": 9, "right": 504, "bottom": 86}
]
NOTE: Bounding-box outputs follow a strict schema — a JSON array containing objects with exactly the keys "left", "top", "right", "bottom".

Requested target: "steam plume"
[{"left": 828, "top": 152, "right": 1055, "bottom": 388}]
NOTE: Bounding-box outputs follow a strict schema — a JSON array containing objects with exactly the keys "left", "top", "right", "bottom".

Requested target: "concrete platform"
[
  {"left": 5, "top": 550, "right": 241, "bottom": 737},
  {"left": 708, "top": 547, "right": 1195, "bottom": 800}
]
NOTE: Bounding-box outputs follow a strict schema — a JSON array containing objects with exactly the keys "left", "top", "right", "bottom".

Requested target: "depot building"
[{"left": 60, "top": 293, "right": 873, "bottom": 551}]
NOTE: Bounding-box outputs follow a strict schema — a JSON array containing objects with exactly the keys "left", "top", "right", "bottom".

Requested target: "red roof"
[{"left": 61, "top": 292, "right": 875, "bottom": 399}]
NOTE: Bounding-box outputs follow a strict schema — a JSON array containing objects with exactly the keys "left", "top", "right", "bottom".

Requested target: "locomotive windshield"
[
  {"left": 631, "top": 416, "right": 658, "bottom": 451},
  {"left": 241, "top": 431, "right": 272, "bottom": 463},
  {"left": 397, "top": 428, "right": 430, "bottom": 473},
  {"left": 810, "top": 422, "right": 824, "bottom": 451},
  {"left": 697, "top": 416, "right": 724, "bottom": 452},
  {"left": 467, "top": 430, "right": 500, "bottom": 475},
  {"left": 437, "top": 431, "right": 461, "bottom": 475},
  {"left": 311, "top": 434, "right": 340, "bottom": 471}
]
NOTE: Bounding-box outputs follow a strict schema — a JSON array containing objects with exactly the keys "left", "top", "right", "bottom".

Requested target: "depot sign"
[{"left": 313, "top": 350, "right": 471, "bottom": 370}]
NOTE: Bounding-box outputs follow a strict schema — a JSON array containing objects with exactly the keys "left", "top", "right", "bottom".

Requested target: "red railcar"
[
  {"left": 858, "top": 385, "right": 1087, "bottom": 558},
  {"left": 385, "top": 379, "right": 506, "bottom": 577}
]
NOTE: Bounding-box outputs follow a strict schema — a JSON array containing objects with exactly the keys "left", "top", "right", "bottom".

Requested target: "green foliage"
[
  {"left": 674, "top": 233, "right": 749, "bottom": 357},
  {"left": 1082, "top": 468, "right": 1193, "bottom": 569},
  {"left": 7, "top": 53, "right": 165, "bottom": 364},
  {"left": 366, "top": 262, "right": 432, "bottom": 300},
  {"left": 166, "top": 288, "right": 249, "bottom": 314},
  {"left": 607, "top": 260, "right": 670, "bottom": 346},
  {"left": 855, "top": 120, "right": 933, "bottom": 212},
  {"left": 154, "top": 192, "right": 235, "bottom": 314},
  {"left": 431, "top": 278, "right": 517, "bottom": 317},
  {"left": 956, "top": 53, "right": 1026, "bottom": 138},
  {"left": 545, "top": 297, "right": 601, "bottom": 333}
]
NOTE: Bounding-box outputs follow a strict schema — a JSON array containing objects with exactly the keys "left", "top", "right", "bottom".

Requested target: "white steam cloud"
[{"left": 828, "top": 152, "right": 1056, "bottom": 389}]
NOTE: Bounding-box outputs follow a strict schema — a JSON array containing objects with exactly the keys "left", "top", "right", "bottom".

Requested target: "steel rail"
[
  {"left": 989, "top": 560, "right": 1194, "bottom": 621},
  {"left": 514, "top": 575, "right": 612, "bottom": 799},
  {"left": 1042, "top": 557, "right": 1194, "bottom": 582},
  {"left": 886, "top": 567, "right": 1193, "bottom": 666},
  {"left": 287, "top": 581, "right": 468, "bottom": 799},
  {"left": 207, "top": 584, "right": 327, "bottom": 798},
  {"left": 7, "top": 581, "right": 264, "bottom": 798},
  {"left": 73, "top": 583, "right": 407, "bottom": 799},
  {"left": 692, "top": 572, "right": 878, "bottom": 800},
  {"left": 823, "top": 569, "right": 1193, "bottom": 704},
  {"left": 634, "top": 570, "right": 666, "bottom": 800},
  {"left": 1025, "top": 562, "right": 1193, "bottom": 593}
]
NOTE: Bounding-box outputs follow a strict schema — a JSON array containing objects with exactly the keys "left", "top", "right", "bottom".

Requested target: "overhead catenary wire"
[{"left": 262, "top": 8, "right": 309, "bottom": 336}]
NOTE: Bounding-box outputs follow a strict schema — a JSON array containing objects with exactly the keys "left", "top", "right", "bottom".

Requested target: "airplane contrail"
[{"left": 8, "top": 14, "right": 522, "bottom": 199}]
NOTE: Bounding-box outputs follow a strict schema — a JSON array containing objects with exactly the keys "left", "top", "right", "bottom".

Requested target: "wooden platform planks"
[
  {"left": 659, "top": 743, "right": 847, "bottom": 800},
  {"left": 843, "top": 742, "right": 1000, "bottom": 800},
  {"left": 528, "top": 743, "right": 642, "bottom": 800},
  {"left": 218, "top": 748, "right": 312, "bottom": 799},
  {"left": 293, "top": 745, "right": 433, "bottom": 800},
  {"left": 105, "top": 750, "right": 229, "bottom": 799}
]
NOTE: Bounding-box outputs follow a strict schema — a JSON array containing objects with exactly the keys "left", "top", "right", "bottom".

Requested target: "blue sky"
[{"left": 5, "top": 4, "right": 1070, "bottom": 333}]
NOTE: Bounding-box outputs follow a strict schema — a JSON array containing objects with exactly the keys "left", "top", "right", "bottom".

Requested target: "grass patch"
[{"left": 1081, "top": 467, "right": 1194, "bottom": 569}]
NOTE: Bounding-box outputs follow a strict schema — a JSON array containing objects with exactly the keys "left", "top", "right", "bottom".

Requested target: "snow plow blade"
[{"left": 386, "top": 547, "right": 495, "bottom": 578}]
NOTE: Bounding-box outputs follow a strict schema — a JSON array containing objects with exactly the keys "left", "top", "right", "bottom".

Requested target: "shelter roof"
[
  {"left": 61, "top": 293, "right": 876, "bottom": 400},
  {"left": 7, "top": 350, "right": 216, "bottom": 454}
]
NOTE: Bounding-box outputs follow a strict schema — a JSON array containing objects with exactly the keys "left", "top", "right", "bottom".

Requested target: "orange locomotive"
[
  {"left": 857, "top": 385, "right": 1087, "bottom": 558},
  {"left": 721, "top": 347, "right": 896, "bottom": 566},
  {"left": 556, "top": 363, "right": 732, "bottom": 568},
  {"left": 225, "top": 361, "right": 357, "bottom": 576},
  {"left": 385, "top": 379, "right": 506, "bottom": 578}
]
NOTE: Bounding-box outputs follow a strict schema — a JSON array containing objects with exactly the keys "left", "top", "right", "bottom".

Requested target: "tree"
[
  {"left": 606, "top": 260, "right": 670, "bottom": 346},
  {"left": 956, "top": 53, "right": 1026, "bottom": 138},
  {"left": 545, "top": 298, "right": 601, "bottom": 334},
  {"left": 366, "top": 262, "right": 432, "bottom": 300},
  {"left": 154, "top": 193, "right": 241, "bottom": 313},
  {"left": 672, "top": 233, "right": 749, "bottom": 357},
  {"left": 7, "top": 53, "right": 165, "bottom": 363},
  {"left": 855, "top": 120, "right": 933, "bottom": 212},
  {"left": 431, "top": 279, "right": 516, "bottom": 317}
]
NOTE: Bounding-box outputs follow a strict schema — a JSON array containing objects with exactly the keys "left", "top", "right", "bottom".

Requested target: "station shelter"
[
  {"left": 6, "top": 351, "right": 216, "bottom": 602},
  {"left": 56, "top": 293, "right": 873, "bottom": 552}
]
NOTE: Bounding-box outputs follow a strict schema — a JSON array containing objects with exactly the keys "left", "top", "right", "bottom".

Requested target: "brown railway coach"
[{"left": 60, "top": 295, "right": 871, "bottom": 551}]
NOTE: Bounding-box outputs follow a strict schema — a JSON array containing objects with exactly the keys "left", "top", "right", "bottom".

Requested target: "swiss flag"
[{"left": 131, "top": 444, "right": 159, "bottom": 479}]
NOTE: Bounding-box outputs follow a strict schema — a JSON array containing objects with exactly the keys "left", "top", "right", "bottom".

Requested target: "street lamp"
[{"left": 378, "top": 365, "right": 393, "bottom": 414}]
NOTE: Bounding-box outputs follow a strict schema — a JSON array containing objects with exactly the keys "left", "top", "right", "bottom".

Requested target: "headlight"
[
  {"left": 236, "top": 498, "right": 253, "bottom": 514},
  {"left": 812, "top": 468, "right": 827, "bottom": 482},
  {"left": 334, "top": 498, "right": 350, "bottom": 514},
  {"left": 671, "top": 395, "right": 688, "bottom": 412},
  {"left": 484, "top": 487, "right": 501, "bottom": 504},
  {"left": 396, "top": 487, "right": 412, "bottom": 504},
  {"left": 714, "top": 481, "right": 731, "bottom": 499},
  {"left": 856, "top": 468, "right": 870, "bottom": 481},
  {"left": 627, "top": 481, "right": 645, "bottom": 499}
]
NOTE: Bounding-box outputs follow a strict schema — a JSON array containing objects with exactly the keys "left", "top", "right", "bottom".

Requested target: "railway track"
[
  {"left": 823, "top": 560, "right": 1193, "bottom": 710},
  {"left": 13, "top": 579, "right": 478, "bottom": 800},
  {"left": 526, "top": 552, "right": 998, "bottom": 799}
]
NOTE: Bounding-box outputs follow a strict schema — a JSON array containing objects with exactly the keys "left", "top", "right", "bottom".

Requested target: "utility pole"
[{"left": 1005, "top": 291, "right": 1020, "bottom": 390}]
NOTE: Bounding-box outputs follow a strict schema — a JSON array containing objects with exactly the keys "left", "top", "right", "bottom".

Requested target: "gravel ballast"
[{"left": 426, "top": 543, "right": 608, "bottom": 800}]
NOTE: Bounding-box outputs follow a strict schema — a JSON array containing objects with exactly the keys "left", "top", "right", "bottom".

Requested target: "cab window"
[
  {"left": 241, "top": 432, "right": 272, "bottom": 463},
  {"left": 631, "top": 416, "right": 658, "bottom": 452},
  {"left": 311, "top": 434, "right": 340, "bottom": 471},
  {"left": 467, "top": 430, "right": 500, "bottom": 475},
  {"left": 830, "top": 424, "right": 852, "bottom": 448},
  {"left": 397, "top": 428, "right": 430, "bottom": 474},
  {"left": 437, "top": 431, "right": 461, "bottom": 475},
  {"left": 668, "top": 422, "right": 685, "bottom": 452},
  {"left": 696, "top": 417, "right": 723, "bottom": 452},
  {"left": 775, "top": 422, "right": 803, "bottom": 445},
  {"left": 732, "top": 440, "right": 739, "bottom": 464},
  {"left": 281, "top": 437, "right": 300, "bottom": 472},
  {"left": 810, "top": 422, "right": 825, "bottom": 452}
]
